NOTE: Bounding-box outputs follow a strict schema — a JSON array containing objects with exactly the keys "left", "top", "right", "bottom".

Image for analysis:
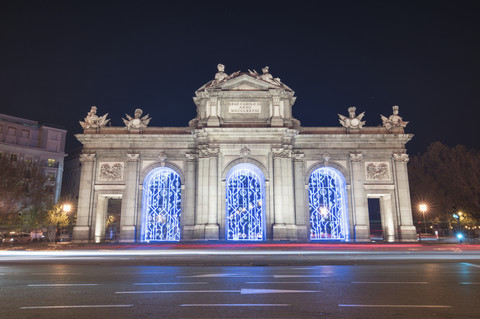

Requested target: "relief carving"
[
  {"left": 240, "top": 146, "right": 251, "bottom": 157},
  {"left": 122, "top": 108, "right": 151, "bottom": 131},
  {"left": 99, "top": 162, "right": 124, "bottom": 182},
  {"left": 366, "top": 162, "right": 390, "bottom": 181}
]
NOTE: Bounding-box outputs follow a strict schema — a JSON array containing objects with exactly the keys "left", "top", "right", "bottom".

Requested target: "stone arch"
[
  {"left": 140, "top": 161, "right": 185, "bottom": 185},
  {"left": 141, "top": 166, "right": 182, "bottom": 242},
  {"left": 222, "top": 157, "right": 269, "bottom": 181},
  {"left": 305, "top": 161, "right": 349, "bottom": 185},
  {"left": 308, "top": 166, "right": 349, "bottom": 240},
  {"left": 225, "top": 163, "right": 266, "bottom": 241}
]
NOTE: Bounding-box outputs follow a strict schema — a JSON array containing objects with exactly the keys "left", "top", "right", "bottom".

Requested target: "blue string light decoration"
[
  {"left": 308, "top": 167, "right": 348, "bottom": 240},
  {"left": 226, "top": 163, "right": 266, "bottom": 241},
  {"left": 142, "top": 167, "right": 181, "bottom": 242}
]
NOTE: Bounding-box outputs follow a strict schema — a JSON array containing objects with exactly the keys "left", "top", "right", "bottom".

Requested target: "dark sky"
[{"left": 1, "top": 0, "right": 479, "bottom": 154}]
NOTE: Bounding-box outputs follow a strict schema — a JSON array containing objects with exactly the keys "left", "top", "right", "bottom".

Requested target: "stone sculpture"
[
  {"left": 249, "top": 66, "right": 283, "bottom": 85},
  {"left": 338, "top": 107, "right": 366, "bottom": 129},
  {"left": 122, "top": 108, "right": 151, "bottom": 131},
  {"left": 79, "top": 106, "right": 110, "bottom": 130},
  {"left": 210, "top": 64, "right": 240, "bottom": 86},
  {"left": 381, "top": 105, "right": 409, "bottom": 131}
]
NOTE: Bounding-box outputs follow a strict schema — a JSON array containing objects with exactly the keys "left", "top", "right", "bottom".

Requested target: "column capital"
[
  {"left": 199, "top": 145, "right": 219, "bottom": 158},
  {"left": 79, "top": 153, "right": 96, "bottom": 163},
  {"left": 393, "top": 153, "right": 409, "bottom": 162},
  {"left": 292, "top": 151, "right": 305, "bottom": 161},
  {"left": 185, "top": 153, "right": 198, "bottom": 162},
  {"left": 349, "top": 152, "right": 363, "bottom": 162},
  {"left": 126, "top": 153, "right": 140, "bottom": 162}
]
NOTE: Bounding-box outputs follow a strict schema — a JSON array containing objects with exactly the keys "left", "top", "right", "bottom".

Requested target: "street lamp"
[
  {"left": 419, "top": 204, "right": 427, "bottom": 235},
  {"left": 62, "top": 203, "right": 72, "bottom": 213}
]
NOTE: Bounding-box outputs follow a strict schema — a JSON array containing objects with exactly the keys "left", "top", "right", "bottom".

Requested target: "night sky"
[{"left": 1, "top": 0, "right": 479, "bottom": 155}]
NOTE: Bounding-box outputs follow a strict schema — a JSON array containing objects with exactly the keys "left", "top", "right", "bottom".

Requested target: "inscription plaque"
[{"left": 228, "top": 101, "right": 261, "bottom": 113}]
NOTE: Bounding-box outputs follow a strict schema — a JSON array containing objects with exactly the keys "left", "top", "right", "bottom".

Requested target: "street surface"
[{"left": 1, "top": 244, "right": 480, "bottom": 318}]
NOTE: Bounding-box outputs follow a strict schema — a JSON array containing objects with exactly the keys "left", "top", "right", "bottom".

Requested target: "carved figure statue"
[
  {"left": 338, "top": 107, "right": 366, "bottom": 129},
  {"left": 214, "top": 63, "right": 228, "bottom": 83},
  {"left": 248, "top": 66, "right": 283, "bottom": 86},
  {"left": 381, "top": 105, "right": 408, "bottom": 131},
  {"left": 122, "top": 108, "right": 151, "bottom": 130},
  {"left": 79, "top": 106, "right": 110, "bottom": 130}
]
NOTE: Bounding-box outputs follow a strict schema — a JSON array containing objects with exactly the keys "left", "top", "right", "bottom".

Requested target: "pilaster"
[
  {"left": 349, "top": 152, "right": 370, "bottom": 242},
  {"left": 119, "top": 153, "right": 140, "bottom": 242},
  {"left": 73, "top": 153, "right": 96, "bottom": 243},
  {"left": 393, "top": 153, "right": 417, "bottom": 241}
]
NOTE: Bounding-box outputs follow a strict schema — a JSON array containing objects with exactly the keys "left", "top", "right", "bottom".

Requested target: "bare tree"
[
  {"left": 0, "top": 153, "right": 53, "bottom": 217},
  {"left": 409, "top": 142, "right": 480, "bottom": 220}
]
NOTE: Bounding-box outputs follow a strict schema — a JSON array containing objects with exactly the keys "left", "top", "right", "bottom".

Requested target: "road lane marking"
[
  {"left": 134, "top": 282, "right": 207, "bottom": 285},
  {"left": 116, "top": 290, "right": 239, "bottom": 294},
  {"left": 463, "top": 263, "right": 480, "bottom": 268},
  {"left": 460, "top": 282, "right": 480, "bottom": 284},
  {"left": 180, "top": 304, "right": 290, "bottom": 307},
  {"left": 177, "top": 274, "right": 270, "bottom": 278},
  {"left": 241, "top": 289, "right": 321, "bottom": 294},
  {"left": 32, "top": 272, "right": 81, "bottom": 275},
  {"left": 28, "top": 284, "right": 98, "bottom": 287},
  {"left": 274, "top": 275, "right": 328, "bottom": 278},
  {"left": 21, "top": 305, "right": 133, "bottom": 309},
  {"left": 351, "top": 282, "right": 428, "bottom": 284},
  {"left": 116, "top": 288, "right": 321, "bottom": 294},
  {"left": 245, "top": 281, "right": 322, "bottom": 284},
  {"left": 339, "top": 304, "right": 451, "bottom": 308}
]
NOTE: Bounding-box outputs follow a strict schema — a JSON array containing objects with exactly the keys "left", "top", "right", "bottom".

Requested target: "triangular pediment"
[{"left": 197, "top": 73, "right": 292, "bottom": 93}]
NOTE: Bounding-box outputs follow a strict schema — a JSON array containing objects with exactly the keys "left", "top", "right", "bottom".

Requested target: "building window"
[
  {"left": 308, "top": 167, "right": 349, "bottom": 240},
  {"left": 141, "top": 167, "right": 181, "bottom": 242},
  {"left": 46, "top": 173, "right": 56, "bottom": 182},
  {"left": 10, "top": 154, "right": 17, "bottom": 161},
  {"left": 225, "top": 163, "right": 266, "bottom": 241},
  {"left": 47, "top": 159, "right": 56, "bottom": 167}
]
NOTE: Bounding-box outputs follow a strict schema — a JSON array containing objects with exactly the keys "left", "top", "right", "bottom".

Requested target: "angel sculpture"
[
  {"left": 80, "top": 106, "right": 110, "bottom": 130},
  {"left": 381, "top": 105, "right": 408, "bottom": 131},
  {"left": 122, "top": 108, "right": 151, "bottom": 131},
  {"left": 338, "top": 106, "right": 366, "bottom": 129}
]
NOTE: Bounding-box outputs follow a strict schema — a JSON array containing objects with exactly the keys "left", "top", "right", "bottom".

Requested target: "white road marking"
[
  {"left": 339, "top": 304, "right": 451, "bottom": 308},
  {"left": 32, "top": 272, "right": 81, "bottom": 275},
  {"left": 463, "top": 262, "right": 480, "bottom": 268},
  {"left": 116, "top": 290, "right": 239, "bottom": 294},
  {"left": 246, "top": 281, "right": 322, "bottom": 284},
  {"left": 177, "top": 274, "right": 270, "bottom": 278},
  {"left": 134, "top": 282, "right": 207, "bottom": 285},
  {"left": 241, "top": 289, "right": 321, "bottom": 294},
  {"left": 460, "top": 282, "right": 480, "bottom": 284},
  {"left": 21, "top": 305, "right": 133, "bottom": 309},
  {"left": 274, "top": 275, "right": 328, "bottom": 278},
  {"left": 352, "top": 282, "right": 428, "bottom": 284},
  {"left": 28, "top": 284, "right": 98, "bottom": 287},
  {"left": 180, "top": 304, "right": 290, "bottom": 307}
]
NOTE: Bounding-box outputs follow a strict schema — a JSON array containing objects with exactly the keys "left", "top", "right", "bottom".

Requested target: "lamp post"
[{"left": 419, "top": 204, "right": 427, "bottom": 235}]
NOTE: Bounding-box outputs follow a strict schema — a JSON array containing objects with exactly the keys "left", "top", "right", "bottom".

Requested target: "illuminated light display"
[
  {"left": 142, "top": 167, "right": 181, "bottom": 242},
  {"left": 308, "top": 167, "right": 348, "bottom": 240},
  {"left": 226, "top": 163, "right": 266, "bottom": 241}
]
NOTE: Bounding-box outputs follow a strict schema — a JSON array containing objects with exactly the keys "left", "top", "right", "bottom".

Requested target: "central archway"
[
  {"left": 225, "top": 163, "right": 266, "bottom": 241},
  {"left": 141, "top": 167, "right": 181, "bottom": 242}
]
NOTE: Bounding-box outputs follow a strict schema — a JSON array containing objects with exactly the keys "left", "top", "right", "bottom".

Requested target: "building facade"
[
  {"left": 73, "top": 66, "right": 416, "bottom": 243},
  {"left": 0, "top": 113, "right": 67, "bottom": 203}
]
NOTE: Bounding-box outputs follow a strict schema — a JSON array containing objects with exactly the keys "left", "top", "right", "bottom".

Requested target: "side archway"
[
  {"left": 225, "top": 163, "right": 266, "bottom": 241},
  {"left": 308, "top": 167, "right": 349, "bottom": 240},
  {"left": 141, "top": 167, "right": 182, "bottom": 242}
]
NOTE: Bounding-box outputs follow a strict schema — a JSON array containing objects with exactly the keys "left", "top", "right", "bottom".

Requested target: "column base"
[
  {"left": 182, "top": 226, "right": 195, "bottom": 240},
  {"left": 270, "top": 116, "right": 283, "bottom": 127},
  {"left": 119, "top": 225, "right": 136, "bottom": 243},
  {"left": 354, "top": 225, "right": 371, "bottom": 242},
  {"left": 72, "top": 226, "right": 92, "bottom": 243},
  {"left": 205, "top": 224, "right": 220, "bottom": 240},
  {"left": 273, "top": 224, "right": 298, "bottom": 240},
  {"left": 399, "top": 225, "right": 418, "bottom": 242}
]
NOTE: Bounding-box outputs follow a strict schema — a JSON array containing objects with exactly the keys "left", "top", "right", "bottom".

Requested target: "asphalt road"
[{"left": 1, "top": 258, "right": 480, "bottom": 318}]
